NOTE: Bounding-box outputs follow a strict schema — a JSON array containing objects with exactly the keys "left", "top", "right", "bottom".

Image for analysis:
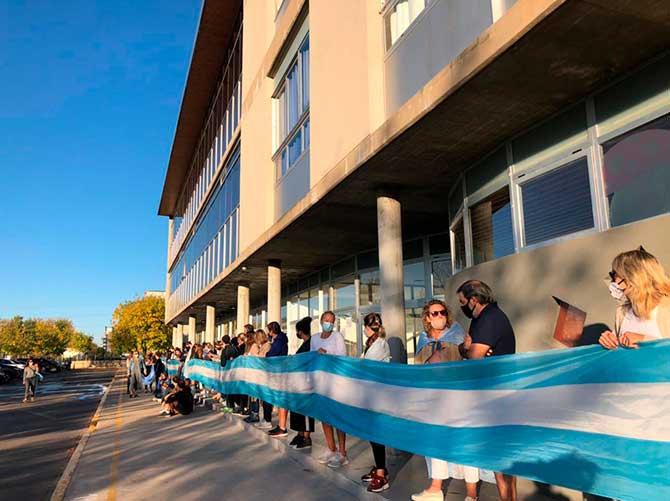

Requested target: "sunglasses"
[{"left": 429, "top": 310, "right": 447, "bottom": 317}]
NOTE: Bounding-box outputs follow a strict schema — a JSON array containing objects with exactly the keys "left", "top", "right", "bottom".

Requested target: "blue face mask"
[{"left": 322, "top": 322, "right": 334, "bottom": 332}]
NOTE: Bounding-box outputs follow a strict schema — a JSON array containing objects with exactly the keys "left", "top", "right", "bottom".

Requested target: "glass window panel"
[
  {"left": 429, "top": 233, "right": 450, "bottom": 255},
  {"left": 332, "top": 280, "right": 355, "bottom": 310},
  {"left": 281, "top": 149, "right": 288, "bottom": 177},
  {"left": 521, "top": 157, "right": 594, "bottom": 246},
  {"left": 602, "top": 113, "right": 670, "bottom": 227},
  {"left": 404, "top": 261, "right": 425, "bottom": 301},
  {"left": 466, "top": 147, "right": 508, "bottom": 195},
  {"left": 471, "top": 187, "right": 514, "bottom": 265},
  {"left": 431, "top": 258, "right": 452, "bottom": 298},
  {"left": 359, "top": 270, "right": 381, "bottom": 306},
  {"left": 448, "top": 184, "right": 463, "bottom": 221},
  {"left": 300, "top": 38, "right": 309, "bottom": 110},
  {"left": 513, "top": 105, "right": 588, "bottom": 166},
  {"left": 308, "top": 288, "right": 321, "bottom": 318},
  {"left": 403, "top": 239, "right": 423, "bottom": 261},
  {"left": 287, "top": 63, "right": 300, "bottom": 132},
  {"left": 332, "top": 257, "right": 355, "bottom": 278},
  {"left": 303, "top": 119, "right": 310, "bottom": 150},
  {"left": 288, "top": 128, "right": 303, "bottom": 167},
  {"left": 357, "top": 249, "right": 379, "bottom": 270},
  {"left": 452, "top": 218, "right": 466, "bottom": 273}
]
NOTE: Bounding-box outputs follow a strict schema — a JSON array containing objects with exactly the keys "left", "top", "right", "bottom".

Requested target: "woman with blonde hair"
[
  {"left": 412, "top": 299, "right": 483, "bottom": 501},
  {"left": 599, "top": 246, "right": 670, "bottom": 349},
  {"left": 244, "top": 329, "right": 271, "bottom": 425}
]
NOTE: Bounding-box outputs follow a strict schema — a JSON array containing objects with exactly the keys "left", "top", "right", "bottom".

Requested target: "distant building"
[{"left": 144, "top": 290, "right": 165, "bottom": 299}]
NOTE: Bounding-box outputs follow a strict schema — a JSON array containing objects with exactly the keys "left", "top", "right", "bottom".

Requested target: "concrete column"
[
  {"left": 188, "top": 316, "right": 196, "bottom": 344},
  {"left": 172, "top": 326, "right": 178, "bottom": 347},
  {"left": 176, "top": 324, "right": 184, "bottom": 348},
  {"left": 377, "top": 195, "right": 407, "bottom": 363},
  {"left": 206, "top": 304, "right": 216, "bottom": 343},
  {"left": 267, "top": 260, "right": 281, "bottom": 323},
  {"left": 237, "top": 283, "right": 250, "bottom": 332}
]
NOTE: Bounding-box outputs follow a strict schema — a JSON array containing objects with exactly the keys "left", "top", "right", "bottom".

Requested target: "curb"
[
  {"left": 49, "top": 373, "right": 118, "bottom": 501},
  {"left": 202, "top": 399, "right": 383, "bottom": 500}
]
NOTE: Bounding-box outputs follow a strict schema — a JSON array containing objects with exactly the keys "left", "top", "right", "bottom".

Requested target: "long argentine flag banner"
[{"left": 183, "top": 340, "right": 670, "bottom": 501}]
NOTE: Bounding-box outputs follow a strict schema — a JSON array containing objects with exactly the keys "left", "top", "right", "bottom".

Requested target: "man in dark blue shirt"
[{"left": 456, "top": 279, "right": 517, "bottom": 501}]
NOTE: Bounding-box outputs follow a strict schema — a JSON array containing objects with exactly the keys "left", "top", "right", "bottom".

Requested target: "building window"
[
  {"left": 384, "top": 0, "right": 427, "bottom": 49},
  {"left": 431, "top": 258, "right": 452, "bottom": 298},
  {"left": 451, "top": 218, "right": 466, "bottom": 273},
  {"left": 602, "top": 113, "right": 670, "bottom": 227},
  {"left": 520, "top": 157, "right": 594, "bottom": 246},
  {"left": 275, "top": 36, "right": 310, "bottom": 178},
  {"left": 470, "top": 187, "right": 514, "bottom": 265}
]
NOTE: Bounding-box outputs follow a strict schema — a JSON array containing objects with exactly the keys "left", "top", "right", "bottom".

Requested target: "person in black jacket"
[
  {"left": 218, "top": 335, "right": 238, "bottom": 412},
  {"left": 264, "top": 322, "right": 289, "bottom": 435},
  {"left": 286, "top": 317, "right": 315, "bottom": 449}
]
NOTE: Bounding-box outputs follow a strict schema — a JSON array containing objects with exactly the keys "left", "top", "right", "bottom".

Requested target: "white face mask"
[
  {"left": 430, "top": 317, "right": 447, "bottom": 331},
  {"left": 609, "top": 281, "right": 626, "bottom": 301}
]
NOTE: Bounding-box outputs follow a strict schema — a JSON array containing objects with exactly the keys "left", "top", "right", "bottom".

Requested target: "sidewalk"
[
  {"left": 63, "top": 378, "right": 356, "bottom": 501},
  {"left": 63, "top": 378, "right": 582, "bottom": 501}
]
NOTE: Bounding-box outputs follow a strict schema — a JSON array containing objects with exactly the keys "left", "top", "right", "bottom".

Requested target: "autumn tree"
[
  {"left": 68, "top": 331, "right": 96, "bottom": 355},
  {"left": 0, "top": 317, "right": 78, "bottom": 357},
  {"left": 111, "top": 295, "right": 169, "bottom": 353}
]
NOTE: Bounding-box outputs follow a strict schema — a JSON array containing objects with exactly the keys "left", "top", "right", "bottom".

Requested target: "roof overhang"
[
  {"left": 158, "top": 0, "right": 243, "bottom": 217},
  {"left": 169, "top": 0, "right": 670, "bottom": 324}
]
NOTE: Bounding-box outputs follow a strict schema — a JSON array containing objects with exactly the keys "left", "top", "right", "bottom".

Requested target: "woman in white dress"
[{"left": 599, "top": 246, "right": 670, "bottom": 349}]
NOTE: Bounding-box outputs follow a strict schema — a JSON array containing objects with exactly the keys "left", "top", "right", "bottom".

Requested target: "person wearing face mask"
[
  {"left": 456, "top": 280, "right": 517, "bottom": 501},
  {"left": 288, "top": 316, "right": 316, "bottom": 450},
  {"left": 360, "top": 312, "right": 391, "bottom": 493},
  {"left": 599, "top": 246, "right": 670, "bottom": 350},
  {"left": 310, "top": 310, "right": 349, "bottom": 468},
  {"left": 412, "top": 300, "right": 482, "bottom": 501}
]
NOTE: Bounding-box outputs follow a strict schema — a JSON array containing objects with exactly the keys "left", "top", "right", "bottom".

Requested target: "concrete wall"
[
  {"left": 384, "top": 0, "right": 495, "bottom": 115},
  {"left": 445, "top": 214, "right": 670, "bottom": 353},
  {"left": 309, "top": 0, "right": 382, "bottom": 189}
]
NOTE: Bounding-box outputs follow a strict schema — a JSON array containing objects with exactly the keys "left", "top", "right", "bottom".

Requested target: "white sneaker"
[
  {"left": 411, "top": 490, "right": 444, "bottom": 501},
  {"left": 327, "top": 452, "right": 349, "bottom": 468},
  {"left": 317, "top": 450, "right": 338, "bottom": 464},
  {"left": 256, "top": 421, "right": 273, "bottom": 430},
  {"left": 464, "top": 497, "right": 478, "bottom": 501}
]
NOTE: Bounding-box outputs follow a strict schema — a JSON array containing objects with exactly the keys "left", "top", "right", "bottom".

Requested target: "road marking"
[{"left": 106, "top": 385, "right": 123, "bottom": 501}]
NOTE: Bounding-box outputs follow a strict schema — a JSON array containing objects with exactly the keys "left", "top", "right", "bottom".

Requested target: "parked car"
[
  {"left": 0, "top": 368, "right": 12, "bottom": 384},
  {"left": 0, "top": 361, "right": 22, "bottom": 379},
  {"left": 1, "top": 358, "right": 25, "bottom": 369}
]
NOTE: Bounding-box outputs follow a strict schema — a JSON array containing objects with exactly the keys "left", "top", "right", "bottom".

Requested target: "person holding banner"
[
  {"left": 311, "top": 311, "right": 349, "bottom": 468},
  {"left": 599, "top": 246, "right": 670, "bottom": 350},
  {"left": 412, "top": 300, "right": 480, "bottom": 501},
  {"left": 288, "top": 316, "right": 315, "bottom": 450},
  {"left": 457, "top": 280, "right": 517, "bottom": 501},
  {"left": 360, "top": 312, "right": 391, "bottom": 493}
]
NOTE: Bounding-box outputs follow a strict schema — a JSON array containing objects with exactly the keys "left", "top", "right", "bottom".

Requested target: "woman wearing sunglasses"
[
  {"left": 599, "top": 246, "right": 670, "bottom": 350},
  {"left": 412, "top": 299, "right": 481, "bottom": 501}
]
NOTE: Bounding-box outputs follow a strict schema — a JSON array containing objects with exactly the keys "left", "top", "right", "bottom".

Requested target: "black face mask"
[{"left": 461, "top": 301, "right": 474, "bottom": 319}]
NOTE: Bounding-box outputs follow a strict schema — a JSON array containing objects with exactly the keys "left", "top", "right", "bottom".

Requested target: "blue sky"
[{"left": 0, "top": 1, "right": 202, "bottom": 342}]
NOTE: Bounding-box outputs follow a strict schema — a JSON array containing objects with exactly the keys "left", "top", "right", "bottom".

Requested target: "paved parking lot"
[{"left": 0, "top": 368, "right": 117, "bottom": 499}]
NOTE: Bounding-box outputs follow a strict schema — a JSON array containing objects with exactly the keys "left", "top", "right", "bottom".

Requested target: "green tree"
[
  {"left": 0, "top": 316, "right": 33, "bottom": 356},
  {"left": 112, "top": 295, "right": 169, "bottom": 353},
  {"left": 68, "top": 331, "right": 95, "bottom": 355},
  {"left": 35, "top": 319, "right": 75, "bottom": 356}
]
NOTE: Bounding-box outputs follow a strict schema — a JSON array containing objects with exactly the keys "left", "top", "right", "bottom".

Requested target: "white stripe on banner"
[{"left": 189, "top": 365, "right": 670, "bottom": 442}]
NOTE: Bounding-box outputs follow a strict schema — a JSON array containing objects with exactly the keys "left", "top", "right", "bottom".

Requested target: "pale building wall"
[
  {"left": 445, "top": 214, "right": 670, "bottom": 354},
  {"left": 309, "top": 0, "right": 377, "bottom": 189}
]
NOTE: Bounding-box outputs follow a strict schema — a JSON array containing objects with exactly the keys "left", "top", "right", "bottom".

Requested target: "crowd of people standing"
[{"left": 131, "top": 246, "right": 668, "bottom": 501}]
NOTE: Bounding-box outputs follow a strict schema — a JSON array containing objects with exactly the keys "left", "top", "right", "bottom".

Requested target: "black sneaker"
[
  {"left": 241, "top": 408, "right": 251, "bottom": 416},
  {"left": 288, "top": 435, "right": 300, "bottom": 447},
  {"left": 244, "top": 413, "right": 260, "bottom": 424},
  {"left": 268, "top": 427, "right": 288, "bottom": 438},
  {"left": 295, "top": 437, "right": 311, "bottom": 449}
]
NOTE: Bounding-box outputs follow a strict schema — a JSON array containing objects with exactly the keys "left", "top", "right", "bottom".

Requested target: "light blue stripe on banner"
[
  {"left": 166, "top": 359, "right": 180, "bottom": 376},
  {"left": 188, "top": 373, "right": 670, "bottom": 501},
  {"left": 191, "top": 339, "right": 670, "bottom": 390}
]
